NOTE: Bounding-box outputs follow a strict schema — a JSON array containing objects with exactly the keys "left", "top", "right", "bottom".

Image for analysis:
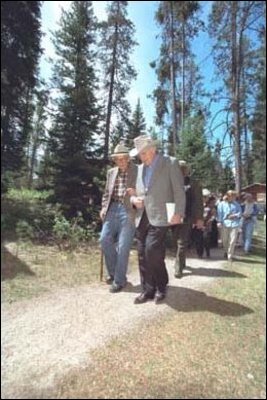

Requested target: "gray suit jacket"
[
  {"left": 101, "top": 161, "right": 137, "bottom": 223},
  {"left": 134, "top": 154, "right": 185, "bottom": 227}
]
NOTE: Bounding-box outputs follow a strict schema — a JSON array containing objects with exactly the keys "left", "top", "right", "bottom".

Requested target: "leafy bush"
[
  {"left": 52, "top": 211, "right": 97, "bottom": 251},
  {"left": 2, "top": 188, "right": 100, "bottom": 247},
  {"left": 16, "top": 220, "right": 35, "bottom": 242},
  {"left": 6, "top": 188, "right": 52, "bottom": 202}
]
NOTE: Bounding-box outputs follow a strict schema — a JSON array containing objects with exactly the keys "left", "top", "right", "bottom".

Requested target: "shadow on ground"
[
  {"left": 1, "top": 246, "right": 35, "bottom": 280},
  {"left": 182, "top": 266, "right": 246, "bottom": 278},
  {"left": 165, "top": 285, "right": 253, "bottom": 316},
  {"left": 166, "top": 248, "right": 224, "bottom": 260},
  {"left": 124, "top": 283, "right": 253, "bottom": 317}
]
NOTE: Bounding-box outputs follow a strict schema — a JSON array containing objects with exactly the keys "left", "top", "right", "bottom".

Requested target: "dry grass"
[
  {"left": 49, "top": 272, "right": 265, "bottom": 399},
  {"left": 1, "top": 225, "right": 266, "bottom": 399},
  {"left": 36, "top": 227, "right": 265, "bottom": 399},
  {"left": 1, "top": 241, "right": 138, "bottom": 303}
]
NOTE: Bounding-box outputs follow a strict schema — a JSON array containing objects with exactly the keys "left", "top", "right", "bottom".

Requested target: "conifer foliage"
[
  {"left": 1, "top": 1, "right": 42, "bottom": 190},
  {"left": 48, "top": 1, "right": 101, "bottom": 218},
  {"left": 99, "top": 1, "right": 137, "bottom": 158}
]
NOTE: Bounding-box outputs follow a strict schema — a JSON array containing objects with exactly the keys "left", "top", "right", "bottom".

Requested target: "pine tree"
[
  {"left": 250, "top": 38, "right": 266, "bottom": 183},
  {"left": 99, "top": 1, "right": 137, "bottom": 159},
  {"left": 48, "top": 1, "right": 101, "bottom": 218},
  {"left": 208, "top": 1, "right": 265, "bottom": 193},
  {"left": 125, "top": 99, "right": 146, "bottom": 147},
  {"left": 152, "top": 1, "right": 204, "bottom": 155},
  {"left": 176, "top": 113, "right": 220, "bottom": 191},
  {"left": 110, "top": 120, "right": 129, "bottom": 149},
  {"left": 1, "top": 1, "right": 42, "bottom": 190}
]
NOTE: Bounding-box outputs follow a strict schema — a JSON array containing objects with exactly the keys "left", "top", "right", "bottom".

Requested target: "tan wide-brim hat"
[
  {"left": 202, "top": 188, "right": 211, "bottom": 197},
  {"left": 111, "top": 143, "right": 130, "bottom": 158},
  {"left": 129, "top": 135, "right": 158, "bottom": 157},
  {"left": 179, "top": 160, "right": 191, "bottom": 172},
  {"left": 179, "top": 160, "right": 187, "bottom": 167}
]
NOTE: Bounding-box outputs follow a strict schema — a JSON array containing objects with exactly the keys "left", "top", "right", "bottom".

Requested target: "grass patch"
[
  {"left": 37, "top": 225, "right": 265, "bottom": 399},
  {"left": 1, "top": 241, "right": 138, "bottom": 303},
  {"left": 2, "top": 223, "right": 266, "bottom": 398}
]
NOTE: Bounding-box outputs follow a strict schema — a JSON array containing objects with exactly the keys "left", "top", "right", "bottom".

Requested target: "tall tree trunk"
[
  {"left": 1, "top": 106, "right": 11, "bottom": 174},
  {"left": 181, "top": 16, "right": 186, "bottom": 131},
  {"left": 231, "top": 1, "right": 242, "bottom": 195},
  {"left": 169, "top": 1, "right": 178, "bottom": 154},
  {"left": 28, "top": 137, "right": 38, "bottom": 188},
  {"left": 104, "top": 2, "right": 121, "bottom": 160},
  {"left": 241, "top": 64, "right": 251, "bottom": 185},
  {"left": 104, "top": 27, "right": 117, "bottom": 159}
]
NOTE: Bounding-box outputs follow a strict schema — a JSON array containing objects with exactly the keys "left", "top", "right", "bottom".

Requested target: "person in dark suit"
[
  {"left": 129, "top": 135, "right": 185, "bottom": 304},
  {"left": 100, "top": 143, "right": 137, "bottom": 293},
  {"left": 172, "top": 160, "right": 203, "bottom": 278}
]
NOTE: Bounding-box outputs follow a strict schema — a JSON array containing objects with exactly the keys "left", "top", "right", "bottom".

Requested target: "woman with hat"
[{"left": 99, "top": 143, "right": 137, "bottom": 293}]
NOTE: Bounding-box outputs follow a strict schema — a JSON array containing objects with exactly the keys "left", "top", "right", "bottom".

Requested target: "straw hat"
[
  {"left": 129, "top": 135, "right": 157, "bottom": 157},
  {"left": 202, "top": 188, "right": 211, "bottom": 197},
  {"left": 111, "top": 143, "right": 129, "bottom": 158},
  {"left": 179, "top": 160, "right": 187, "bottom": 166}
]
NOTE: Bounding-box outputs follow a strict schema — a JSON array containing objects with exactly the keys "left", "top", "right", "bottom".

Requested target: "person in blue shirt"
[
  {"left": 241, "top": 193, "right": 258, "bottom": 254},
  {"left": 217, "top": 190, "right": 242, "bottom": 261}
]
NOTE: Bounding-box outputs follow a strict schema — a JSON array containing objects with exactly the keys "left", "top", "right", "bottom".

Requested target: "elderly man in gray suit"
[
  {"left": 100, "top": 143, "right": 137, "bottom": 293},
  {"left": 130, "top": 135, "right": 185, "bottom": 304}
]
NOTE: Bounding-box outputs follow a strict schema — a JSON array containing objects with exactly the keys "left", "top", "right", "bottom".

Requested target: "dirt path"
[{"left": 1, "top": 249, "right": 228, "bottom": 399}]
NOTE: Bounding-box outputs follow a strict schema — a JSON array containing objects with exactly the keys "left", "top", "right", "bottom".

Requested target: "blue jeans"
[
  {"left": 242, "top": 219, "right": 255, "bottom": 253},
  {"left": 100, "top": 202, "right": 135, "bottom": 286}
]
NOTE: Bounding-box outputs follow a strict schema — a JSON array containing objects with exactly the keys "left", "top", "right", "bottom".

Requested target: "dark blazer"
[{"left": 184, "top": 177, "right": 203, "bottom": 223}]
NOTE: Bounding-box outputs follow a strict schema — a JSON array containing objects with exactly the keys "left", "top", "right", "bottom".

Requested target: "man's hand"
[
  {"left": 126, "top": 187, "right": 136, "bottom": 196},
  {"left": 132, "top": 196, "right": 145, "bottom": 209},
  {"left": 228, "top": 213, "right": 237, "bottom": 220},
  {"left": 100, "top": 209, "right": 106, "bottom": 221},
  {"left": 169, "top": 214, "right": 183, "bottom": 225},
  {"left": 195, "top": 219, "right": 204, "bottom": 229}
]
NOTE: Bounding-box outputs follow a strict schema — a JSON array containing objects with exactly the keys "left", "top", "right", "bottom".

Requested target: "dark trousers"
[
  {"left": 135, "top": 210, "right": 169, "bottom": 294},
  {"left": 192, "top": 227, "right": 211, "bottom": 257},
  {"left": 210, "top": 219, "right": 218, "bottom": 248},
  {"left": 172, "top": 223, "right": 190, "bottom": 273}
]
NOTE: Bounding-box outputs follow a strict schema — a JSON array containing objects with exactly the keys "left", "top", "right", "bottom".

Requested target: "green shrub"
[
  {"left": 52, "top": 212, "right": 96, "bottom": 251},
  {"left": 15, "top": 220, "right": 35, "bottom": 242},
  {"left": 7, "top": 188, "right": 52, "bottom": 202}
]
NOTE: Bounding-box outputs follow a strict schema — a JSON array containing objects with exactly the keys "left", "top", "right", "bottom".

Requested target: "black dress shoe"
[
  {"left": 155, "top": 291, "right": 166, "bottom": 304},
  {"left": 134, "top": 292, "right": 154, "bottom": 304},
  {"left": 174, "top": 270, "right": 183, "bottom": 279}
]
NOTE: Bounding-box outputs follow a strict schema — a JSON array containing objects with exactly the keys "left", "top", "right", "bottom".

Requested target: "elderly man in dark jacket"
[{"left": 173, "top": 160, "right": 203, "bottom": 278}]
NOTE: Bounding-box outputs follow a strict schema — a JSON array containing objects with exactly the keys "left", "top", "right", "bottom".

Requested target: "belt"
[{"left": 111, "top": 198, "right": 124, "bottom": 204}]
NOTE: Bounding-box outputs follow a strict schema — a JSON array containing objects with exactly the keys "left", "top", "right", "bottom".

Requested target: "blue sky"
[{"left": 40, "top": 1, "right": 225, "bottom": 148}]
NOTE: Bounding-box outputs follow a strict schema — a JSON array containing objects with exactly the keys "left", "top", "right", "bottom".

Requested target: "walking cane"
[{"left": 100, "top": 249, "right": 104, "bottom": 282}]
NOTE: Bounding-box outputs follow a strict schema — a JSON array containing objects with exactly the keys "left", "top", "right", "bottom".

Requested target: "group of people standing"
[
  {"left": 217, "top": 190, "right": 258, "bottom": 260},
  {"left": 99, "top": 134, "right": 259, "bottom": 304}
]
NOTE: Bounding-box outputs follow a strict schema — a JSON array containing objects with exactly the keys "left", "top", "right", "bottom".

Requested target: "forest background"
[{"left": 1, "top": 1, "right": 266, "bottom": 244}]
